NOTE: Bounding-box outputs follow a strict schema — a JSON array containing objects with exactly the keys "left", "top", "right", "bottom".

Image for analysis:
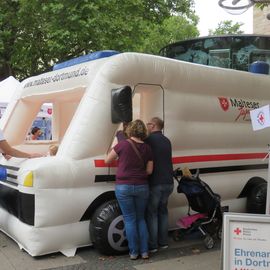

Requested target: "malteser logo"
[
  {"left": 218, "top": 97, "right": 229, "bottom": 111},
  {"left": 229, "top": 98, "right": 259, "bottom": 110},
  {"left": 218, "top": 97, "right": 260, "bottom": 111},
  {"left": 218, "top": 97, "right": 260, "bottom": 121}
]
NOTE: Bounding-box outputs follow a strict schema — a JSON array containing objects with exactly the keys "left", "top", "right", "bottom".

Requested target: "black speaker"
[{"left": 111, "top": 86, "right": 133, "bottom": 123}]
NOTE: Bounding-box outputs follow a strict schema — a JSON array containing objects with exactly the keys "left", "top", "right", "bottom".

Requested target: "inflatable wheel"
[
  {"left": 204, "top": 235, "right": 215, "bottom": 249},
  {"left": 90, "top": 199, "right": 128, "bottom": 255},
  {"left": 246, "top": 182, "right": 267, "bottom": 214}
]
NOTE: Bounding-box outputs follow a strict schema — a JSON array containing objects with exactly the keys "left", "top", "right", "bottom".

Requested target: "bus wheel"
[
  {"left": 247, "top": 182, "right": 267, "bottom": 214},
  {"left": 89, "top": 199, "right": 128, "bottom": 255}
]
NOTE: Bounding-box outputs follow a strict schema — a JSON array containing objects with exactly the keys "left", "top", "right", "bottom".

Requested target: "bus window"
[{"left": 209, "top": 49, "right": 231, "bottom": 68}]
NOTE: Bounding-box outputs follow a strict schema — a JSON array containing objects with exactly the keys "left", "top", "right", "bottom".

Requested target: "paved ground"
[{"left": 0, "top": 230, "right": 222, "bottom": 270}]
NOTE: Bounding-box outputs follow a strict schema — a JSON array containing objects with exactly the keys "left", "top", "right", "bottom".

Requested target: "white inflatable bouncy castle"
[{"left": 0, "top": 51, "right": 269, "bottom": 256}]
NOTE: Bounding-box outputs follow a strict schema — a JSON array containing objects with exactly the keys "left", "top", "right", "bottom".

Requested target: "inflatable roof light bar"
[{"left": 53, "top": 50, "right": 120, "bottom": 70}]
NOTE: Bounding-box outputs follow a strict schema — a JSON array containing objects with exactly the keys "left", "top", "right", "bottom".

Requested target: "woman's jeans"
[
  {"left": 146, "top": 183, "right": 174, "bottom": 249},
  {"left": 115, "top": 184, "right": 149, "bottom": 256}
]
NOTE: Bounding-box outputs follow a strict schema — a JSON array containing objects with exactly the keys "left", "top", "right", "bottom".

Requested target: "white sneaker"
[
  {"left": 141, "top": 253, "right": 149, "bottom": 259},
  {"left": 149, "top": 248, "right": 158, "bottom": 253},
  {"left": 130, "top": 254, "right": 138, "bottom": 260},
  {"left": 160, "top": 245, "right": 168, "bottom": 249}
]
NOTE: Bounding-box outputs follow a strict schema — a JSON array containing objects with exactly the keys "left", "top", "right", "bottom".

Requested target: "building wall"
[{"left": 253, "top": 6, "right": 270, "bottom": 34}]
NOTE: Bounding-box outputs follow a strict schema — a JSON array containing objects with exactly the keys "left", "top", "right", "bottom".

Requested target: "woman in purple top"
[{"left": 105, "top": 120, "right": 153, "bottom": 260}]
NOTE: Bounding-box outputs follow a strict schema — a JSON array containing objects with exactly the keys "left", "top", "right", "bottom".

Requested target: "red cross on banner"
[
  {"left": 233, "top": 227, "right": 242, "bottom": 235},
  {"left": 250, "top": 105, "right": 270, "bottom": 131}
]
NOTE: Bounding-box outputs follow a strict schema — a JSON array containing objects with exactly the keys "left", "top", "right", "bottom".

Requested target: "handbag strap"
[{"left": 127, "top": 139, "right": 145, "bottom": 166}]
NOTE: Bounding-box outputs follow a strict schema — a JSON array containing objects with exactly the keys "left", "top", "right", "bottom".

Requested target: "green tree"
[
  {"left": 256, "top": 3, "right": 269, "bottom": 9},
  {"left": 208, "top": 20, "right": 244, "bottom": 35},
  {"left": 0, "top": 0, "right": 196, "bottom": 80},
  {"left": 138, "top": 14, "right": 199, "bottom": 54}
]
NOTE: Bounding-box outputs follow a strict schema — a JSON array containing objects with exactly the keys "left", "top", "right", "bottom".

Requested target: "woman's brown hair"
[{"left": 126, "top": 119, "right": 147, "bottom": 140}]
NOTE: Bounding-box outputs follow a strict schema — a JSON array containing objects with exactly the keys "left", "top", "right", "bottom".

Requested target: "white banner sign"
[
  {"left": 250, "top": 105, "right": 270, "bottom": 131},
  {"left": 223, "top": 213, "right": 270, "bottom": 270}
]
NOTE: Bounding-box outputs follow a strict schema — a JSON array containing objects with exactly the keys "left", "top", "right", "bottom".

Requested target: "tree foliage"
[
  {"left": 208, "top": 20, "right": 244, "bottom": 36},
  {"left": 0, "top": 0, "right": 197, "bottom": 80},
  {"left": 138, "top": 15, "right": 199, "bottom": 54},
  {"left": 256, "top": 3, "right": 269, "bottom": 9}
]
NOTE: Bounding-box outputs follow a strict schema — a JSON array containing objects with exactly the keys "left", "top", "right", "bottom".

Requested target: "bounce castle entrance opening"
[{"left": 133, "top": 83, "right": 164, "bottom": 123}]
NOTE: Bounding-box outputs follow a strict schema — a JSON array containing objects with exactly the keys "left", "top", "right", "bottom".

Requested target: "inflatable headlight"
[{"left": 23, "top": 171, "right": 33, "bottom": 187}]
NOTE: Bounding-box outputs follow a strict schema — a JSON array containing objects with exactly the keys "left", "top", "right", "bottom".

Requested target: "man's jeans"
[
  {"left": 147, "top": 184, "right": 174, "bottom": 249},
  {"left": 115, "top": 184, "right": 149, "bottom": 256}
]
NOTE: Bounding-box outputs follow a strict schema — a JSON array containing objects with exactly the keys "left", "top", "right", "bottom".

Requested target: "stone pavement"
[
  {"left": 0, "top": 230, "right": 222, "bottom": 270},
  {"left": 134, "top": 250, "right": 221, "bottom": 270},
  {"left": 0, "top": 232, "right": 85, "bottom": 270}
]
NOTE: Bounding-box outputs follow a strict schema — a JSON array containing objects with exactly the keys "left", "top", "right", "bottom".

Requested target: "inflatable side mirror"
[{"left": 111, "top": 86, "right": 133, "bottom": 123}]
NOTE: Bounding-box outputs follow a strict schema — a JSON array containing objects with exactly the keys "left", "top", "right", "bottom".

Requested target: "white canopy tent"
[
  {"left": 0, "top": 76, "right": 21, "bottom": 119},
  {"left": 0, "top": 76, "right": 21, "bottom": 103}
]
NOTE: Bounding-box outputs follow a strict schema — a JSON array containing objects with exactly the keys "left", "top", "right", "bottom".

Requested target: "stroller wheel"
[
  {"left": 173, "top": 229, "right": 185, "bottom": 241},
  {"left": 217, "top": 226, "right": 222, "bottom": 240},
  {"left": 204, "top": 235, "right": 215, "bottom": 249}
]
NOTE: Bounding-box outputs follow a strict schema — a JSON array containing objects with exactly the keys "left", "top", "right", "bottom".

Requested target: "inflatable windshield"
[{"left": 0, "top": 52, "right": 269, "bottom": 256}]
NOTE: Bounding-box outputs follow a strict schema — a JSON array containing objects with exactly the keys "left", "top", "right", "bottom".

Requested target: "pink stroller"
[{"left": 173, "top": 168, "right": 223, "bottom": 249}]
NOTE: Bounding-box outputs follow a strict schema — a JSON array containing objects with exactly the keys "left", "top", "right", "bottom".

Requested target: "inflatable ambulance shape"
[{"left": 0, "top": 52, "right": 269, "bottom": 256}]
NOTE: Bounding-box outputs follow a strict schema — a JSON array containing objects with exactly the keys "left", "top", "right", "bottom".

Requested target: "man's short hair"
[{"left": 151, "top": 117, "right": 164, "bottom": 130}]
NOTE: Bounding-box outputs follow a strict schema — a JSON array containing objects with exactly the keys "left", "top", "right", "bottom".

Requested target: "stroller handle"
[{"left": 194, "top": 169, "right": 200, "bottom": 178}]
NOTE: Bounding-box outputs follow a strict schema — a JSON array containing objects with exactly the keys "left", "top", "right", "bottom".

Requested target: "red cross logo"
[
  {"left": 257, "top": 111, "right": 265, "bottom": 125},
  {"left": 218, "top": 97, "right": 229, "bottom": 111},
  {"left": 234, "top": 227, "right": 242, "bottom": 235}
]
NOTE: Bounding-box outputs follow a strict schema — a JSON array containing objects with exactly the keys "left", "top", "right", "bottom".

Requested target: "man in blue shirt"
[{"left": 146, "top": 117, "right": 174, "bottom": 253}]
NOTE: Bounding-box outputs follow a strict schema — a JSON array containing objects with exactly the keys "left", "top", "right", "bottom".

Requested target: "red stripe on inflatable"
[
  {"left": 94, "top": 153, "right": 267, "bottom": 167},
  {"left": 94, "top": 160, "right": 118, "bottom": 167},
  {"left": 172, "top": 153, "right": 267, "bottom": 164}
]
